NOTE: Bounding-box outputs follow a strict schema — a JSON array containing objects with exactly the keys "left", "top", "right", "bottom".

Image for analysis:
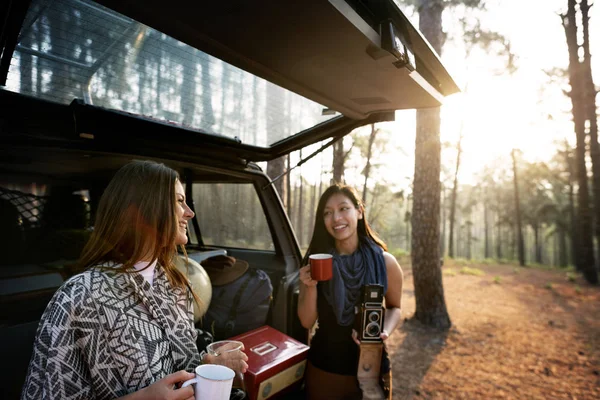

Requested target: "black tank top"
[{"left": 307, "top": 284, "right": 359, "bottom": 375}]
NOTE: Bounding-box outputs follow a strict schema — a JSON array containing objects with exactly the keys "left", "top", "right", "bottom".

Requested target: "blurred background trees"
[{"left": 12, "top": 1, "right": 599, "bottom": 286}]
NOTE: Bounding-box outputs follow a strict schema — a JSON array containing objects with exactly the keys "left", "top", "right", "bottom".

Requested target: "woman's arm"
[
  {"left": 381, "top": 252, "right": 404, "bottom": 340},
  {"left": 297, "top": 265, "right": 318, "bottom": 329}
]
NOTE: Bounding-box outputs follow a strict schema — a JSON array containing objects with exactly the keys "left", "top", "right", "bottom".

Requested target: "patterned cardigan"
[{"left": 21, "top": 265, "right": 201, "bottom": 400}]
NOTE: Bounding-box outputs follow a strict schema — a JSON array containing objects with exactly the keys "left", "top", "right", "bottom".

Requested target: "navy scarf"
[{"left": 321, "top": 238, "right": 387, "bottom": 326}]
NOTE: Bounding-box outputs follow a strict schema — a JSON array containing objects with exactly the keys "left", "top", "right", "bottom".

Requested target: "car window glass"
[
  {"left": 6, "top": 0, "right": 336, "bottom": 147},
  {"left": 191, "top": 183, "right": 274, "bottom": 251}
]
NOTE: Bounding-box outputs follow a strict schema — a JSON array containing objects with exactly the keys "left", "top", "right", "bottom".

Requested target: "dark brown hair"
[
  {"left": 304, "top": 184, "right": 387, "bottom": 263},
  {"left": 77, "top": 160, "right": 191, "bottom": 293}
]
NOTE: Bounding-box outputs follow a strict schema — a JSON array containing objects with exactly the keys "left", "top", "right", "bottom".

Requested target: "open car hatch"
[
  {"left": 1, "top": 0, "right": 459, "bottom": 162},
  {"left": 96, "top": 0, "right": 459, "bottom": 118}
]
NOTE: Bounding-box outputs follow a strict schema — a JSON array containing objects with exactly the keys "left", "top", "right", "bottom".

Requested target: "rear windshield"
[{"left": 6, "top": 0, "right": 337, "bottom": 147}]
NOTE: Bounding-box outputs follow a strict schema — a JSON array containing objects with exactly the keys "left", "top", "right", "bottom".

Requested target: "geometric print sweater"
[{"left": 21, "top": 264, "right": 201, "bottom": 399}]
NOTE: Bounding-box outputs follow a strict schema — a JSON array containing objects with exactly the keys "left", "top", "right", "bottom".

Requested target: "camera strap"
[{"left": 357, "top": 342, "right": 385, "bottom": 400}]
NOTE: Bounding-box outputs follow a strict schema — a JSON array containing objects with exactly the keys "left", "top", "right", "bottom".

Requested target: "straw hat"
[
  {"left": 200, "top": 255, "right": 249, "bottom": 286},
  {"left": 174, "top": 255, "right": 212, "bottom": 323}
]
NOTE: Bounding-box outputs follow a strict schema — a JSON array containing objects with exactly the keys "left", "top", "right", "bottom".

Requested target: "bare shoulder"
[
  {"left": 382, "top": 252, "right": 403, "bottom": 306},
  {"left": 382, "top": 252, "right": 403, "bottom": 283},
  {"left": 383, "top": 251, "right": 402, "bottom": 270}
]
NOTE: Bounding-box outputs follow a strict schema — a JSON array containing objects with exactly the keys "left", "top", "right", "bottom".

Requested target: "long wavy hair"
[
  {"left": 77, "top": 160, "right": 192, "bottom": 294},
  {"left": 303, "top": 184, "right": 387, "bottom": 263}
]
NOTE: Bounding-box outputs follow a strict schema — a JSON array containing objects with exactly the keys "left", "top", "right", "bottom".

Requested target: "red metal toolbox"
[{"left": 229, "top": 325, "right": 309, "bottom": 400}]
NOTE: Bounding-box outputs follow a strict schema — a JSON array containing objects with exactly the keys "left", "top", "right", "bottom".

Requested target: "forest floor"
[{"left": 386, "top": 258, "right": 600, "bottom": 400}]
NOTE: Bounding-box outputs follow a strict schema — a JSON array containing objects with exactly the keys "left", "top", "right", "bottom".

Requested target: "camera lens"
[
  {"left": 366, "top": 322, "right": 380, "bottom": 337},
  {"left": 368, "top": 311, "right": 380, "bottom": 322}
]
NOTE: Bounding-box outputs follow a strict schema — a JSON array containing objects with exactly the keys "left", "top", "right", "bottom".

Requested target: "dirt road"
[{"left": 387, "top": 260, "right": 600, "bottom": 399}]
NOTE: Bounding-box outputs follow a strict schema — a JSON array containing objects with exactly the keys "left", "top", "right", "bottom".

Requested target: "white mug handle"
[{"left": 181, "top": 377, "right": 198, "bottom": 388}]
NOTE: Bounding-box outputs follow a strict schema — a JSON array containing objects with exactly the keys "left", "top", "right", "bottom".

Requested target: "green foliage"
[
  {"left": 462, "top": 22, "right": 517, "bottom": 73},
  {"left": 453, "top": 257, "right": 470, "bottom": 266},
  {"left": 361, "top": 183, "right": 410, "bottom": 251},
  {"left": 566, "top": 272, "right": 577, "bottom": 282},
  {"left": 390, "top": 248, "right": 409, "bottom": 258},
  {"left": 528, "top": 262, "right": 561, "bottom": 271},
  {"left": 545, "top": 282, "right": 554, "bottom": 290},
  {"left": 493, "top": 276, "right": 502, "bottom": 284},
  {"left": 575, "top": 286, "right": 582, "bottom": 294},
  {"left": 444, "top": 268, "right": 457, "bottom": 276},
  {"left": 460, "top": 266, "right": 485, "bottom": 276}
]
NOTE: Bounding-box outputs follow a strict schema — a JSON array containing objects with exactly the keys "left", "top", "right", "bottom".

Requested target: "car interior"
[{"left": 0, "top": 142, "right": 302, "bottom": 399}]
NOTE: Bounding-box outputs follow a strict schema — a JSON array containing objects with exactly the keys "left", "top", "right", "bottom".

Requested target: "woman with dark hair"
[
  {"left": 298, "top": 184, "right": 403, "bottom": 400},
  {"left": 22, "top": 160, "right": 247, "bottom": 400}
]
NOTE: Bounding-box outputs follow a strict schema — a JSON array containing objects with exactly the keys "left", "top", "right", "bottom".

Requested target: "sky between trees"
[{"left": 285, "top": 0, "right": 599, "bottom": 193}]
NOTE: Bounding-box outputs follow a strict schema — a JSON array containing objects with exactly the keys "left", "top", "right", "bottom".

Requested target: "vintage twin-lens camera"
[{"left": 355, "top": 284, "right": 385, "bottom": 343}]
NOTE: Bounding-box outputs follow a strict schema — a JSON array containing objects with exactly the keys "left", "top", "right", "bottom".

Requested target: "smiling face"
[
  {"left": 174, "top": 180, "right": 194, "bottom": 245},
  {"left": 323, "top": 192, "right": 363, "bottom": 245}
]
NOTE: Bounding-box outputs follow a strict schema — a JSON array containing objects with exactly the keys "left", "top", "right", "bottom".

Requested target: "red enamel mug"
[{"left": 309, "top": 254, "right": 333, "bottom": 281}]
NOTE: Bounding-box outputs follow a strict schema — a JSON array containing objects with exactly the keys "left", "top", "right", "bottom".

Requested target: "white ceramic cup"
[{"left": 181, "top": 364, "right": 235, "bottom": 400}]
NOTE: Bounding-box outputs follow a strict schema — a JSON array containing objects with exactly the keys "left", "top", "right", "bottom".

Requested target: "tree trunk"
[
  {"left": 562, "top": 1, "right": 598, "bottom": 283},
  {"left": 266, "top": 81, "right": 287, "bottom": 203},
  {"left": 155, "top": 45, "right": 162, "bottom": 113},
  {"left": 219, "top": 64, "right": 231, "bottom": 133},
  {"left": 412, "top": 105, "right": 450, "bottom": 328},
  {"left": 440, "top": 185, "right": 446, "bottom": 257},
  {"left": 332, "top": 140, "right": 345, "bottom": 184},
  {"left": 448, "top": 134, "right": 462, "bottom": 258},
  {"left": 309, "top": 183, "right": 317, "bottom": 239},
  {"left": 484, "top": 200, "right": 490, "bottom": 258},
  {"left": 286, "top": 154, "right": 292, "bottom": 215},
  {"left": 511, "top": 149, "right": 526, "bottom": 266},
  {"left": 581, "top": 0, "right": 600, "bottom": 270},
  {"left": 534, "top": 224, "right": 541, "bottom": 264},
  {"left": 296, "top": 151, "right": 305, "bottom": 247},
  {"left": 409, "top": 0, "right": 451, "bottom": 329},
  {"left": 405, "top": 208, "right": 411, "bottom": 251},
  {"left": 181, "top": 53, "right": 197, "bottom": 126},
  {"left": 509, "top": 223, "right": 515, "bottom": 261},
  {"left": 319, "top": 152, "right": 325, "bottom": 196},
  {"left": 19, "top": 26, "right": 33, "bottom": 94},
  {"left": 559, "top": 225, "right": 568, "bottom": 267},
  {"left": 466, "top": 222, "right": 472, "bottom": 260},
  {"left": 496, "top": 215, "right": 502, "bottom": 260},
  {"left": 211, "top": 185, "right": 224, "bottom": 244},
  {"left": 200, "top": 55, "right": 215, "bottom": 129},
  {"left": 267, "top": 157, "right": 286, "bottom": 203},
  {"left": 362, "top": 124, "right": 378, "bottom": 205},
  {"left": 565, "top": 142, "right": 578, "bottom": 268},
  {"left": 48, "top": 6, "right": 70, "bottom": 101}
]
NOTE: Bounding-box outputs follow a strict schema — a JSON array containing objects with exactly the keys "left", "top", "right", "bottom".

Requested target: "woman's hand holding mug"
[
  {"left": 299, "top": 265, "right": 317, "bottom": 287},
  {"left": 131, "top": 370, "right": 195, "bottom": 400}
]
